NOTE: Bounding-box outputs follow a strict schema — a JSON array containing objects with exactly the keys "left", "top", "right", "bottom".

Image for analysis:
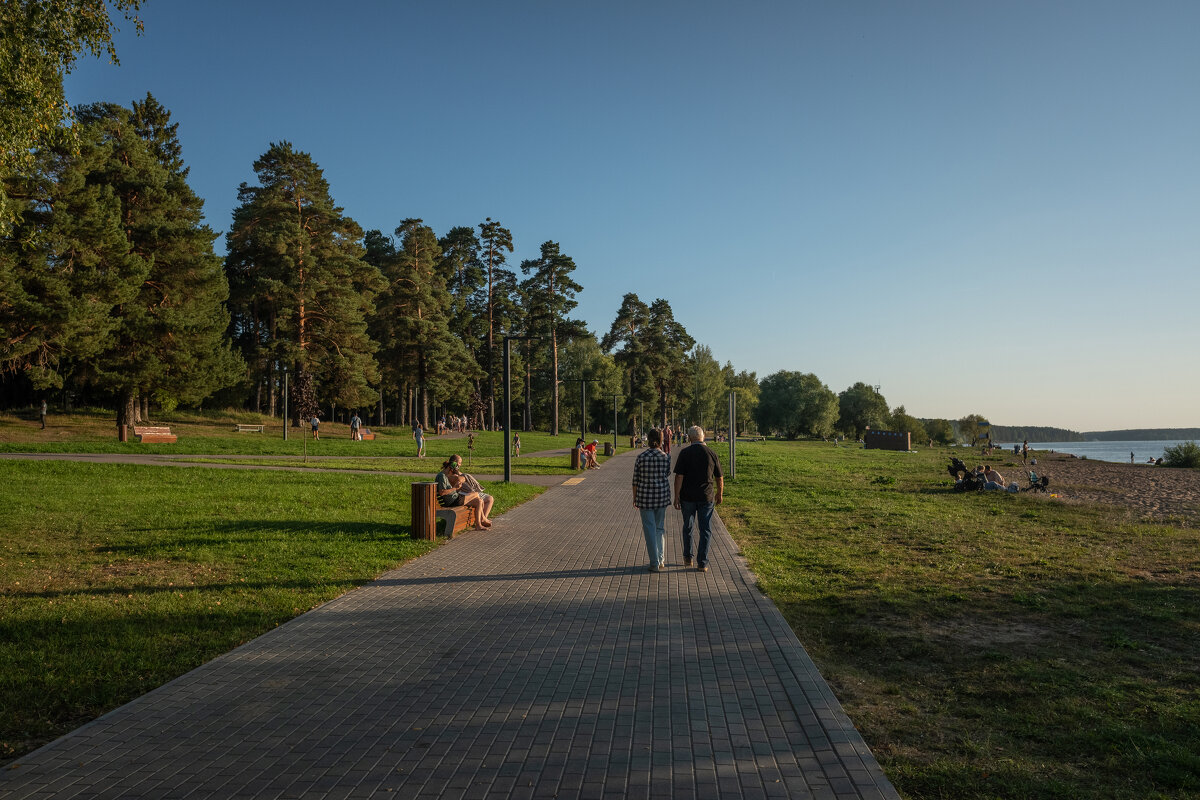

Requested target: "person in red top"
[
  {"left": 584, "top": 439, "right": 600, "bottom": 469},
  {"left": 663, "top": 424, "right": 673, "bottom": 455}
]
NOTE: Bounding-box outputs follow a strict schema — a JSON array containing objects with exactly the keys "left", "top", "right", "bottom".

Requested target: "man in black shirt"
[{"left": 672, "top": 426, "right": 724, "bottom": 572}]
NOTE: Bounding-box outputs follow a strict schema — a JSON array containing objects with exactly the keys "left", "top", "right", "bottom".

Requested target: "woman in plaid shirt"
[{"left": 632, "top": 428, "right": 672, "bottom": 572}]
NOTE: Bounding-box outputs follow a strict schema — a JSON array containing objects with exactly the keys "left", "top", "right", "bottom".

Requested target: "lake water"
[{"left": 995, "top": 440, "right": 1193, "bottom": 464}]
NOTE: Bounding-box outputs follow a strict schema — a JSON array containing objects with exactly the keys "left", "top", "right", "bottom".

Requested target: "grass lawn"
[
  {"left": 0, "top": 410, "right": 622, "bottom": 470},
  {"left": 0, "top": 460, "right": 542, "bottom": 763},
  {"left": 718, "top": 441, "right": 1199, "bottom": 800}
]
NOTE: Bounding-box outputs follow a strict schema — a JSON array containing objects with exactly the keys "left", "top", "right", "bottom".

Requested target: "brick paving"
[{"left": 1, "top": 448, "right": 898, "bottom": 799}]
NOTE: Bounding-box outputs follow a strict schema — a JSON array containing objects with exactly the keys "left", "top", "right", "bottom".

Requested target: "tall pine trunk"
[
  {"left": 550, "top": 323, "right": 559, "bottom": 436},
  {"left": 523, "top": 357, "right": 532, "bottom": 432},
  {"left": 116, "top": 388, "right": 137, "bottom": 431}
]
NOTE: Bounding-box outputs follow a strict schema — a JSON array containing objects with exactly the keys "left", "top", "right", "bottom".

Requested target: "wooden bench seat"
[
  {"left": 132, "top": 425, "right": 176, "bottom": 443},
  {"left": 435, "top": 505, "right": 477, "bottom": 538},
  {"left": 234, "top": 424, "right": 265, "bottom": 433}
]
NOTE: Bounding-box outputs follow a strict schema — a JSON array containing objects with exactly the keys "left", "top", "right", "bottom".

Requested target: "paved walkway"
[{"left": 1, "top": 449, "right": 898, "bottom": 799}]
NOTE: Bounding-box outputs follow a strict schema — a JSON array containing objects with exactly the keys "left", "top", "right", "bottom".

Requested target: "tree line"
[
  {"left": 1, "top": 5, "right": 990, "bottom": 443},
  {"left": 0, "top": 93, "right": 761, "bottom": 434}
]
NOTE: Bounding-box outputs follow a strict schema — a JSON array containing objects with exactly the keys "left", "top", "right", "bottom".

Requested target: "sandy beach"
[{"left": 977, "top": 450, "right": 1200, "bottom": 526}]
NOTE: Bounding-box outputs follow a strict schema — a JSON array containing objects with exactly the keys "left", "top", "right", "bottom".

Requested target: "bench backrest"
[{"left": 132, "top": 426, "right": 172, "bottom": 435}]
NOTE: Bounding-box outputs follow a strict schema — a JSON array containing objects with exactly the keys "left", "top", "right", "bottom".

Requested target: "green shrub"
[{"left": 1162, "top": 440, "right": 1200, "bottom": 468}]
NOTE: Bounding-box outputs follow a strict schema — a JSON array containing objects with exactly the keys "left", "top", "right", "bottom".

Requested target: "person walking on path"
[
  {"left": 350, "top": 413, "right": 362, "bottom": 441},
  {"left": 512, "top": 434, "right": 521, "bottom": 457},
  {"left": 414, "top": 423, "right": 426, "bottom": 458},
  {"left": 310, "top": 415, "right": 320, "bottom": 440},
  {"left": 632, "top": 428, "right": 672, "bottom": 572},
  {"left": 673, "top": 425, "right": 724, "bottom": 572},
  {"left": 663, "top": 424, "right": 673, "bottom": 455},
  {"left": 40, "top": 399, "right": 47, "bottom": 430}
]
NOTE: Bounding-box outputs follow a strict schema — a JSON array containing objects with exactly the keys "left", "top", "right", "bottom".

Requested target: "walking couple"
[{"left": 632, "top": 426, "right": 724, "bottom": 573}]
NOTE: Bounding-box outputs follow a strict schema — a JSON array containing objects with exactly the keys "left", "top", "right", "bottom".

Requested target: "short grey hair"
[{"left": 688, "top": 426, "right": 705, "bottom": 442}]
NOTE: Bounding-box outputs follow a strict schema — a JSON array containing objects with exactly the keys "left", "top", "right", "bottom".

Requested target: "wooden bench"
[
  {"left": 358, "top": 429, "right": 376, "bottom": 441},
  {"left": 132, "top": 425, "right": 177, "bottom": 443},
  {"left": 234, "top": 424, "right": 265, "bottom": 433},
  {"left": 435, "top": 505, "right": 478, "bottom": 538},
  {"left": 411, "top": 482, "right": 478, "bottom": 540}
]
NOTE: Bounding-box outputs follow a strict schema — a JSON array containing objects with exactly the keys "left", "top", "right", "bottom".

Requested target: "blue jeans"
[
  {"left": 638, "top": 507, "right": 666, "bottom": 565},
  {"left": 680, "top": 500, "right": 714, "bottom": 567}
]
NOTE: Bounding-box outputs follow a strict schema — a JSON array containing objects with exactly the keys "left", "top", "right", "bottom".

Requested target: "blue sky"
[{"left": 65, "top": 1, "right": 1200, "bottom": 431}]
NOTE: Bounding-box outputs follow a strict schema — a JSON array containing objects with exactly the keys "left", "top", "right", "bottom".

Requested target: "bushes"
[{"left": 1162, "top": 440, "right": 1200, "bottom": 468}]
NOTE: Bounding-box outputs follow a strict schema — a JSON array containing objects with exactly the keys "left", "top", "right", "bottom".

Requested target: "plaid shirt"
[{"left": 632, "top": 447, "right": 672, "bottom": 508}]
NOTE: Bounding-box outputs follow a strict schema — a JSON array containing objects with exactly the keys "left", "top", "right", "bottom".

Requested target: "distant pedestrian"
[
  {"left": 310, "top": 415, "right": 320, "bottom": 440},
  {"left": 1131, "top": 451, "right": 1135, "bottom": 464},
  {"left": 414, "top": 423, "right": 426, "bottom": 458},
  {"left": 633, "top": 428, "right": 672, "bottom": 572},
  {"left": 663, "top": 424, "right": 673, "bottom": 455},
  {"left": 673, "top": 426, "right": 724, "bottom": 572},
  {"left": 1022, "top": 440, "right": 1029, "bottom": 464},
  {"left": 40, "top": 399, "right": 47, "bottom": 430},
  {"left": 350, "top": 413, "right": 362, "bottom": 440},
  {"left": 512, "top": 434, "right": 521, "bottom": 457}
]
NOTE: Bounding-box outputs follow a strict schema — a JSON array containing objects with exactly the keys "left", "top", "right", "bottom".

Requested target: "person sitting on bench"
[
  {"left": 450, "top": 454, "right": 495, "bottom": 526},
  {"left": 435, "top": 460, "right": 491, "bottom": 530},
  {"left": 584, "top": 439, "right": 600, "bottom": 469}
]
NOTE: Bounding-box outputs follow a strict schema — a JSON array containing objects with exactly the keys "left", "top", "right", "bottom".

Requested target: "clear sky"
[{"left": 64, "top": 0, "right": 1200, "bottom": 432}]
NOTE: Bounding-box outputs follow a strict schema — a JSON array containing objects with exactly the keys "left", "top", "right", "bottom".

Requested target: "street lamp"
[
  {"left": 560, "top": 377, "right": 600, "bottom": 439},
  {"left": 503, "top": 334, "right": 539, "bottom": 482},
  {"left": 728, "top": 390, "right": 736, "bottom": 481},
  {"left": 282, "top": 365, "right": 288, "bottom": 441},
  {"left": 611, "top": 393, "right": 623, "bottom": 452}
]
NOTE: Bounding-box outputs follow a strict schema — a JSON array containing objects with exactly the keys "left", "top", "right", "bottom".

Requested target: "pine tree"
[
  {"left": 643, "top": 299, "right": 694, "bottom": 427},
  {"left": 378, "top": 219, "right": 476, "bottom": 427},
  {"left": 67, "top": 99, "right": 240, "bottom": 426},
  {"left": 438, "top": 225, "right": 485, "bottom": 415},
  {"left": 226, "top": 142, "right": 383, "bottom": 424},
  {"left": 126, "top": 95, "right": 241, "bottom": 410},
  {"left": 0, "top": 132, "right": 144, "bottom": 391},
  {"left": 520, "top": 241, "right": 584, "bottom": 436},
  {"left": 604, "top": 295, "right": 692, "bottom": 428},
  {"left": 477, "top": 218, "right": 515, "bottom": 428},
  {"left": 602, "top": 293, "right": 656, "bottom": 425},
  {"left": 363, "top": 229, "right": 397, "bottom": 425}
]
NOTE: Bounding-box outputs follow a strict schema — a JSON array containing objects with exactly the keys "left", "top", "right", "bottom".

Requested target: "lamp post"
[
  {"left": 728, "top": 390, "right": 736, "bottom": 481},
  {"left": 282, "top": 366, "right": 288, "bottom": 441},
  {"left": 560, "top": 377, "right": 600, "bottom": 438},
  {"left": 503, "top": 335, "right": 539, "bottom": 482},
  {"left": 611, "top": 393, "right": 623, "bottom": 452},
  {"left": 580, "top": 378, "right": 599, "bottom": 437}
]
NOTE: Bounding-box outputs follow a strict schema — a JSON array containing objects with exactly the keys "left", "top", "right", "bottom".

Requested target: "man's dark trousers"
[{"left": 680, "top": 500, "right": 714, "bottom": 568}]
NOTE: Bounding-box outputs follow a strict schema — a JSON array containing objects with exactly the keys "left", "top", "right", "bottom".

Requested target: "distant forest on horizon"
[{"left": 974, "top": 426, "right": 1200, "bottom": 443}]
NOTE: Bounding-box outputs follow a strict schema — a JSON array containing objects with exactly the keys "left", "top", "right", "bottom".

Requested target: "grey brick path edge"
[{"left": 1, "top": 449, "right": 899, "bottom": 800}]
